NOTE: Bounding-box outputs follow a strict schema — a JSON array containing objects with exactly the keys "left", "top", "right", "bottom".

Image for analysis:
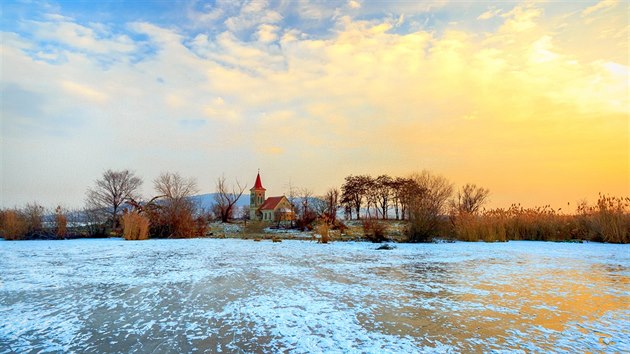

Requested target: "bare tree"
[
  {"left": 151, "top": 172, "right": 200, "bottom": 238},
  {"left": 215, "top": 175, "right": 247, "bottom": 223},
  {"left": 312, "top": 196, "right": 328, "bottom": 218},
  {"left": 239, "top": 205, "right": 250, "bottom": 222},
  {"left": 296, "top": 187, "right": 316, "bottom": 230},
  {"left": 86, "top": 169, "right": 143, "bottom": 229},
  {"left": 364, "top": 176, "right": 378, "bottom": 219},
  {"left": 82, "top": 205, "right": 108, "bottom": 237},
  {"left": 154, "top": 172, "right": 198, "bottom": 201},
  {"left": 390, "top": 177, "right": 406, "bottom": 220},
  {"left": 396, "top": 177, "right": 423, "bottom": 220},
  {"left": 284, "top": 180, "right": 299, "bottom": 210},
  {"left": 323, "top": 188, "right": 340, "bottom": 224},
  {"left": 452, "top": 184, "right": 490, "bottom": 215},
  {"left": 407, "top": 171, "right": 453, "bottom": 242},
  {"left": 341, "top": 175, "right": 370, "bottom": 219},
  {"left": 375, "top": 175, "right": 392, "bottom": 219}
]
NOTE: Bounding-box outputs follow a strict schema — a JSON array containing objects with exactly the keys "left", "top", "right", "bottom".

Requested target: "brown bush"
[
  {"left": 55, "top": 206, "right": 67, "bottom": 238},
  {"left": 315, "top": 222, "right": 330, "bottom": 243},
  {"left": 333, "top": 220, "right": 348, "bottom": 234},
  {"left": 23, "top": 203, "right": 44, "bottom": 233},
  {"left": 362, "top": 218, "right": 388, "bottom": 243},
  {"left": 194, "top": 214, "right": 210, "bottom": 237},
  {"left": 243, "top": 220, "right": 266, "bottom": 235},
  {"left": 0, "top": 210, "right": 28, "bottom": 240},
  {"left": 147, "top": 200, "right": 198, "bottom": 238},
  {"left": 122, "top": 212, "right": 150, "bottom": 240}
]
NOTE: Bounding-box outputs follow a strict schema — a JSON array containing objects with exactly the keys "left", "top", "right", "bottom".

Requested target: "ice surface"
[{"left": 0, "top": 239, "right": 628, "bottom": 353}]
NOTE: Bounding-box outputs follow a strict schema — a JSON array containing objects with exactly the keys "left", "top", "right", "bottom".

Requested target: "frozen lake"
[{"left": 1, "top": 239, "right": 628, "bottom": 353}]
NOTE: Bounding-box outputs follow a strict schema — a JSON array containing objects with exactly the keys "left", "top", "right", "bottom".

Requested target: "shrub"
[
  {"left": 194, "top": 214, "right": 211, "bottom": 237},
  {"left": 147, "top": 200, "right": 198, "bottom": 238},
  {"left": 54, "top": 206, "right": 67, "bottom": 238},
  {"left": 243, "top": 220, "right": 266, "bottom": 235},
  {"left": 82, "top": 207, "right": 109, "bottom": 238},
  {"left": 122, "top": 212, "right": 150, "bottom": 240},
  {"left": 315, "top": 222, "right": 330, "bottom": 243},
  {"left": 332, "top": 220, "right": 348, "bottom": 234},
  {"left": 407, "top": 207, "right": 440, "bottom": 242},
  {"left": 0, "top": 210, "right": 28, "bottom": 240},
  {"left": 362, "top": 218, "right": 388, "bottom": 243},
  {"left": 23, "top": 203, "right": 44, "bottom": 234},
  {"left": 296, "top": 210, "right": 317, "bottom": 231}
]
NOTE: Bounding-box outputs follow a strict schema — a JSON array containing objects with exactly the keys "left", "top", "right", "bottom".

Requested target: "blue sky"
[{"left": 1, "top": 0, "right": 628, "bottom": 209}]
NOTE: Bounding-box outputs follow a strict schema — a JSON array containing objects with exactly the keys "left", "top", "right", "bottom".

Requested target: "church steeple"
[
  {"left": 252, "top": 171, "right": 265, "bottom": 191},
  {"left": 250, "top": 171, "right": 266, "bottom": 220}
]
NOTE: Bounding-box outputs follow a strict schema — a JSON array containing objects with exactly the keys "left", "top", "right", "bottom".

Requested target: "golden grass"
[
  {"left": 315, "top": 222, "right": 330, "bottom": 243},
  {"left": 577, "top": 195, "right": 630, "bottom": 243},
  {"left": 0, "top": 210, "right": 28, "bottom": 240},
  {"left": 55, "top": 207, "right": 67, "bottom": 238},
  {"left": 122, "top": 212, "right": 150, "bottom": 240},
  {"left": 452, "top": 195, "right": 629, "bottom": 243}
]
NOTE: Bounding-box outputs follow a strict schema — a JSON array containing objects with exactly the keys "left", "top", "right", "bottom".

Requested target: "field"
[{"left": 1, "top": 239, "right": 628, "bottom": 353}]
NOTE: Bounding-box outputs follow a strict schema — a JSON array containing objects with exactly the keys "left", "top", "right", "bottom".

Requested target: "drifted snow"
[{"left": 0, "top": 239, "right": 628, "bottom": 353}]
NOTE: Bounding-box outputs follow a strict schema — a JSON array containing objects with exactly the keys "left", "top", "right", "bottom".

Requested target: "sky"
[{"left": 1, "top": 0, "right": 628, "bottom": 210}]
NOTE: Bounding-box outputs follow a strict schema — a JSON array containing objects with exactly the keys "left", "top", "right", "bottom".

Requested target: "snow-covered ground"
[{"left": 0, "top": 239, "right": 628, "bottom": 353}]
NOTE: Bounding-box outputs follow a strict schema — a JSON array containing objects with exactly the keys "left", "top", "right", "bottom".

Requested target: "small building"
[{"left": 250, "top": 172, "right": 295, "bottom": 223}]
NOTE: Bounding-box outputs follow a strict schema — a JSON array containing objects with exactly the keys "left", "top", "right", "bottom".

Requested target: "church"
[{"left": 249, "top": 172, "right": 295, "bottom": 223}]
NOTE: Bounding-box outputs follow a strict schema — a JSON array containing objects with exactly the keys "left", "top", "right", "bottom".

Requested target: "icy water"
[{"left": 0, "top": 239, "right": 628, "bottom": 353}]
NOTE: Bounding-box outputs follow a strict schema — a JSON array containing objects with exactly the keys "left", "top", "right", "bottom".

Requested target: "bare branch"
[
  {"left": 85, "top": 169, "right": 143, "bottom": 229},
  {"left": 214, "top": 175, "right": 247, "bottom": 223}
]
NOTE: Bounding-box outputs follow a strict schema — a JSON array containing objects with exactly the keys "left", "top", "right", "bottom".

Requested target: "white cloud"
[
  {"left": 296, "top": 0, "right": 331, "bottom": 20},
  {"left": 224, "top": 0, "right": 282, "bottom": 32},
  {"left": 242, "top": 0, "right": 269, "bottom": 14},
  {"left": 61, "top": 80, "right": 108, "bottom": 103},
  {"left": 257, "top": 24, "right": 279, "bottom": 43},
  {"left": 528, "top": 36, "right": 559, "bottom": 63},
  {"left": 348, "top": 0, "right": 361, "bottom": 9},
  {"left": 31, "top": 20, "right": 135, "bottom": 54},
  {"left": 582, "top": 0, "right": 618, "bottom": 16},
  {"left": 477, "top": 8, "right": 502, "bottom": 20},
  {"left": 500, "top": 4, "right": 543, "bottom": 32}
]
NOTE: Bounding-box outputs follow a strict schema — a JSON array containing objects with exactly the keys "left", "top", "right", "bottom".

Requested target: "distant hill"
[{"left": 190, "top": 193, "right": 250, "bottom": 211}]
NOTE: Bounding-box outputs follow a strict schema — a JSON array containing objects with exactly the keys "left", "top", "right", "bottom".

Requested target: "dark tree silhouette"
[{"left": 341, "top": 175, "right": 370, "bottom": 219}]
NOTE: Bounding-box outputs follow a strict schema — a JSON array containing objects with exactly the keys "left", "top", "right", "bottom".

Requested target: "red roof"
[
  {"left": 251, "top": 172, "right": 265, "bottom": 191},
  {"left": 259, "top": 196, "right": 285, "bottom": 211}
]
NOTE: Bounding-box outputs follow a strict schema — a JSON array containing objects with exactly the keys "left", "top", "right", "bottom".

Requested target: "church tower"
[{"left": 249, "top": 171, "right": 266, "bottom": 220}]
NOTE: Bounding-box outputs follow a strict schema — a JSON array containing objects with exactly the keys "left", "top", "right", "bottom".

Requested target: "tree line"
[
  {"left": 0, "top": 169, "right": 248, "bottom": 240},
  {"left": 0, "top": 168, "right": 628, "bottom": 243}
]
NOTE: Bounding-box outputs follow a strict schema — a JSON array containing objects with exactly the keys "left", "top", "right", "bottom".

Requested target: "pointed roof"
[
  {"left": 251, "top": 172, "right": 266, "bottom": 191},
  {"left": 259, "top": 196, "right": 286, "bottom": 211}
]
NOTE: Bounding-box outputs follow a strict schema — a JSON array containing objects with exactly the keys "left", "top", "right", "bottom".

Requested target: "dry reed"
[
  {"left": 122, "top": 212, "right": 150, "bottom": 240},
  {"left": 0, "top": 210, "right": 28, "bottom": 240}
]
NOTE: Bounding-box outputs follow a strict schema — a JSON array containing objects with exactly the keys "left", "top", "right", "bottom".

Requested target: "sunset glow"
[{"left": 1, "top": 0, "right": 628, "bottom": 208}]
